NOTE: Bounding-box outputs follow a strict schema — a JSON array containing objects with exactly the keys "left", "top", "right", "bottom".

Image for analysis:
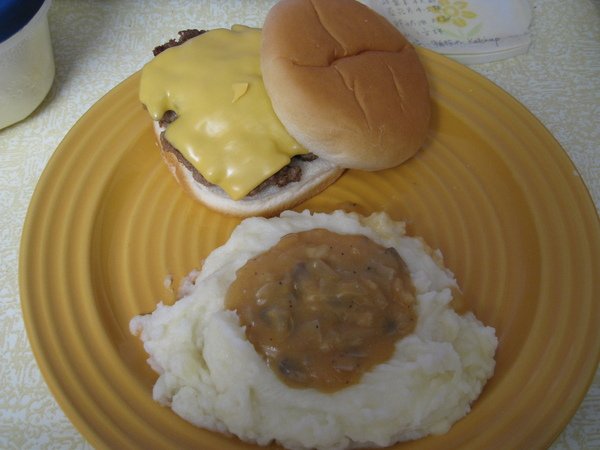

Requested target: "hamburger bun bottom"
[{"left": 154, "top": 122, "right": 345, "bottom": 217}]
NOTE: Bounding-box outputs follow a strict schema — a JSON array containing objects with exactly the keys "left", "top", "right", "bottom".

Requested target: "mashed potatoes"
[{"left": 130, "top": 210, "right": 497, "bottom": 449}]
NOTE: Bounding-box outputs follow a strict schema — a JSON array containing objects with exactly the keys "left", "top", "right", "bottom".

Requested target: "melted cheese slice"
[{"left": 139, "top": 25, "right": 306, "bottom": 200}]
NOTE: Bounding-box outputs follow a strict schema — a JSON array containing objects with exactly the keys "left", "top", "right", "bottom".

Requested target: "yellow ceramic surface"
[{"left": 20, "top": 49, "right": 600, "bottom": 450}]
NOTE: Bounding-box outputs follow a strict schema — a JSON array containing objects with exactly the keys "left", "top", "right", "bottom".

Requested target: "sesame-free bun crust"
[
  {"left": 154, "top": 123, "right": 344, "bottom": 217},
  {"left": 261, "top": 0, "right": 431, "bottom": 171}
]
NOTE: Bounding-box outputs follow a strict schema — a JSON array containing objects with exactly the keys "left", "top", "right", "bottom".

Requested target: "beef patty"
[{"left": 152, "top": 29, "right": 318, "bottom": 198}]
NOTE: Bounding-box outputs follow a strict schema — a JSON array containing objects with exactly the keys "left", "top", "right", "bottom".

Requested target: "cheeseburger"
[{"left": 139, "top": 0, "right": 430, "bottom": 216}]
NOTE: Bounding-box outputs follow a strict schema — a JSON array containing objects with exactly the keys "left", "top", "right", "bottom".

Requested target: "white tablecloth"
[{"left": 1, "top": 0, "right": 598, "bottom": 448}]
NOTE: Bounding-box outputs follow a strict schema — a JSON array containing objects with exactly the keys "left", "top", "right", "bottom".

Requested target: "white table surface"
[{"left": 1, "top": 0, "right": 598, "bottom": 448}]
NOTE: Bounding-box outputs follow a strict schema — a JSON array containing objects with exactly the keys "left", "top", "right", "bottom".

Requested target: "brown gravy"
[{"left": 225, "top": 229, "right": 417, "bottom": 392}]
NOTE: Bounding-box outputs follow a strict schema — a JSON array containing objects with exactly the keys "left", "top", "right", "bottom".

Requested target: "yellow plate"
[{"left": 20, "top": 49, "right": 600, "bottom": 450}]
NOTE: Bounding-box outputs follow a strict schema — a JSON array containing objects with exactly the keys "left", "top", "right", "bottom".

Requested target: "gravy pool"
[{"left": 225, "top": 228, "right": 417, "bottom": 391}]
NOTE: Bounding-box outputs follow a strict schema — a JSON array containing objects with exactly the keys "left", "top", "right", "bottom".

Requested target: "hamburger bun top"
[{"left": 261, "top": 0, "right": 431, "bottom": 171}]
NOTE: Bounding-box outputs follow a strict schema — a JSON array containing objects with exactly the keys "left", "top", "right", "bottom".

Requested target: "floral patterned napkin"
[{"left": 365, "top": 0, "right": 534, "bottom": 64}]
